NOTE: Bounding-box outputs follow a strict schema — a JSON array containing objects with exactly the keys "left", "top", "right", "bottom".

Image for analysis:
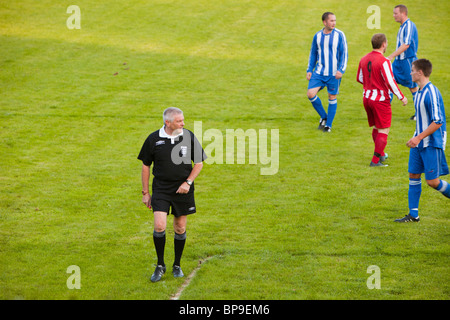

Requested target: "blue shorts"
[
  {"left": 308, "top": 73, "right": 341, "bottom": 95},
  {"left": 392, "top": 57, "right": 418, "bottom": 89},
  {"left": 409, "top": 146, "right": 449, "bottom": 180}
]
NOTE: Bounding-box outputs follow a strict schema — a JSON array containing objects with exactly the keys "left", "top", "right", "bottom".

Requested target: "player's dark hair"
[
  {"left": 395, "top": 5, "right": 408, "bottom": 16},
  {"left": 322, "top": 12, "right": 334, "bottom": 21},
  {"left": 412, "top": 59, "right": 432, "bottom": 77},
  {"left": 371, "top": 33, "right": 387, "bottom": 49}
]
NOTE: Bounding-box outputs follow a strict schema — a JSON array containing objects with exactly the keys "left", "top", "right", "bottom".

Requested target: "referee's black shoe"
[
  {"left": 394, "top": 214, "right": 420, "bottom": 223},
  {"left": 172, "top": 265, "right": 184, "bottom": 278},
  {"left": 151, "top": 265, "right": 166, "bottom": 282}
]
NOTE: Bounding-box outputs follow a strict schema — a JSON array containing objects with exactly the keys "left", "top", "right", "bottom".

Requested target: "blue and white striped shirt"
[
  {"left": 395, "top": 19, "right": 418, "bottom": 60},
  {"left": 307, "top": 28, "right": 348, "bottom": 77},
  {"left": 413, "top": 82, "right": 447, "bottom": 150}
]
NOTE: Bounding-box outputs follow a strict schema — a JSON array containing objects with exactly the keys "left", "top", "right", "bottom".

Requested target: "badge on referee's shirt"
[
  {"left": 180, "top": 146, "right": 188, "bottom": 157},
  {"left": 155, "top": 140, "right": 165, "bottom": 146}
]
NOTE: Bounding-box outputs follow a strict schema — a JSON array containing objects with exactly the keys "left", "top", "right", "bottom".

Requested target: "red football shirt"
[{"left": 357, "top": 51, "right": 404, "bottom": 102}]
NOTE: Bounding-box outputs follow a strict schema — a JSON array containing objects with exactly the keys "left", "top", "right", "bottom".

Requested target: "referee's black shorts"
[{"left": 151, "top": 192, "right": 196, "bottom": 217}]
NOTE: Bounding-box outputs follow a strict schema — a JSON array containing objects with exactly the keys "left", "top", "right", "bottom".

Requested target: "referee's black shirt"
[{"left": 138, "top": 127, "right": 206, "bottom": 194}]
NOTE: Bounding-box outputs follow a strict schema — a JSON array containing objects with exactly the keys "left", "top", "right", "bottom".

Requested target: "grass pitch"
[{"left": 0, "top": 0, "right": 449, "bottom": 300}]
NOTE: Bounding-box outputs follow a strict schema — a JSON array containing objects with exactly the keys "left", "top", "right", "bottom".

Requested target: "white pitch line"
[{"left": 170, "top": 256, "right": 214, "bottom": 300}]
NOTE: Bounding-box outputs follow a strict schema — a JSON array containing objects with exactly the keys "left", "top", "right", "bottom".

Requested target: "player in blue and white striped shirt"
[
  {"left": 395, "top": 59, "right": 449, "bottom": 223},
  {"left": 387, "top": 5, "right": 419, "bottom": 120},
  {"left": 306, "top": 12, "right": 348, "bottom": 132}
]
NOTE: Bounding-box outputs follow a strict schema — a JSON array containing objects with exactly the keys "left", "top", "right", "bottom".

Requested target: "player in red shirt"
[{"left": 357, "top": 33, "right": 408, "bottom": 166}]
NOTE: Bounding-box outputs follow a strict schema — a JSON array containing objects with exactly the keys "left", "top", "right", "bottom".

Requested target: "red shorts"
[{"left": 363, "top": 98, "right": 392, "bottom": 129}]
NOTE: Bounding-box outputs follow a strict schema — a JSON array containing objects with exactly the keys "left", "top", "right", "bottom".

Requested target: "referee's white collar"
[{"left": 159, "top": 125, "right": 183, "bottom": 144}]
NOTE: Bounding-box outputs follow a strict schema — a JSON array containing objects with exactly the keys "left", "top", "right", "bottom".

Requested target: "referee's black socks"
[
  {"left": 153, "top": 230, "right": 166, "bottom": 266},
  {"left": 174, "top": 231, "right": 186, "bottom": 267}
]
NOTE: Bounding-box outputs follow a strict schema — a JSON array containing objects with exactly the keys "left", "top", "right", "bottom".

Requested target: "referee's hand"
[
  {"left": 142, "top": 194, "right": 151, "bottom": 209},
  {"left": 176, "top": 182, "right": 190, "bottom": 194}
]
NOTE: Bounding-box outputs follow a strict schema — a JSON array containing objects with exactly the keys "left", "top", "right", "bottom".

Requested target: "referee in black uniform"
[{"left": 138, "top": 107, "right": 207, "bottom": 282}]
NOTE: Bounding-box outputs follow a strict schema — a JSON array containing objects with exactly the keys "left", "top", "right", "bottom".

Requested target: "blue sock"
[
  {"left": 309, "top": 95, "right": 327, "bottom": 120},
  {"left": 389, "top": 92, "right": 393, "bottom": 103},
  {"left": 435, "top": 180, "right": 450, "bottom": 198},
  {"left": 408, "top": 178, "right": 421, "bottom": 217},
  {"left": 326, "top": 99, "right": 337, "bottom": 127}
]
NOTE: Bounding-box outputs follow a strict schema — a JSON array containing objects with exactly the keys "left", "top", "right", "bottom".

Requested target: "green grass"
[{"left": 1, "top": 0, "right": 449, "bottom": 300}]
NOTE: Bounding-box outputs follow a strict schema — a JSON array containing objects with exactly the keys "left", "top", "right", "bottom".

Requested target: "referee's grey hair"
[{"left": 163, "top": 107, "right": 183, "bottom": 123}]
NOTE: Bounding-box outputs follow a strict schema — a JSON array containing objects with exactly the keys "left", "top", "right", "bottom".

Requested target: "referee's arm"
[
  {"left": 141, "top": 164, "right": 151, "bottom": 208},
  {"left": 176, "top": 162, "right": 204, "bottom": 194}
]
